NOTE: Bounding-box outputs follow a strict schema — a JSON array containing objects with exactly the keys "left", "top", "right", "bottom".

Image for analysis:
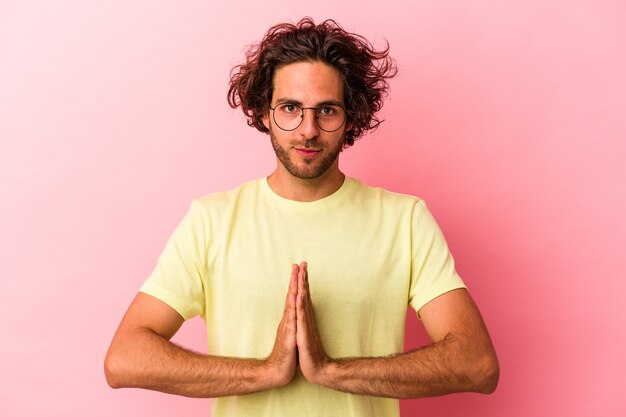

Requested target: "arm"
[
  {"left": 296, "top": 263, "right": 499, "bottom": 398},
  {"left": 104, "top": 265, "right": 299, "bottom": 398}
]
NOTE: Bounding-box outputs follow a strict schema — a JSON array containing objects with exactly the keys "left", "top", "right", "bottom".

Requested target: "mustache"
[{"left": 292, "top": 138, "right": 320, "bottom": 148}]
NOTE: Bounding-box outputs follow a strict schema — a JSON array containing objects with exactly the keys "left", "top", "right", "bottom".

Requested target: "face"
[{"left": 262, "top": 61, "right": 351, "bottom": 180}]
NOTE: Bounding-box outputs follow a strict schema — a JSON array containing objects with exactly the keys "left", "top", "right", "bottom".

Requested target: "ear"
[{"left": 345, "top": 120, "right": 353, "bottom": 132}]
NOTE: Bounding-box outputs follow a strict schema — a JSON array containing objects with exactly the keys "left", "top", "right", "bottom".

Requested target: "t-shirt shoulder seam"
[{"left": 354, "top": 179, "right": 424, "bottom": 203}]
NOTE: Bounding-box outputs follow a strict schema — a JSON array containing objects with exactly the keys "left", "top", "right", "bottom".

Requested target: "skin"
[
  {"left": 263, "top": 61, "right": 352, "bottom": 202},
  {"left": 295, "top": 262, "right": 499, "bottom": 397},
  {"left": 104, "top": 266, "right": 298, "bottom": 396},
  {"left": 104, "top": 61, "right": 499, "bottom": 398}
]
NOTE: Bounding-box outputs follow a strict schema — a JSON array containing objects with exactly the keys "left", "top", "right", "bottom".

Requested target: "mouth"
[{"left": 294, "top": 148, "right": 322, "bottom": 158}]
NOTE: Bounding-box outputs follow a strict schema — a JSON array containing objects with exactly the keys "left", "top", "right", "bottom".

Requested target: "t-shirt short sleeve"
[
  {"left": 140, "top": 200, "right": 207, "bottom": 320},
  {"left": 408, "top": 199, "right": 466, "bottom": 317}
]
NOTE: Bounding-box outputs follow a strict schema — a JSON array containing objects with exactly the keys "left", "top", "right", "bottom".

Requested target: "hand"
[
  {"left": 264, "top": 264, "right": 298, "bottom": 387},
  {"left": 295, "top": 261, "right": 332, "bottom": 384}
]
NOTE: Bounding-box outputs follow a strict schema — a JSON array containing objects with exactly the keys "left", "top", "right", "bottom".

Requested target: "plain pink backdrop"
[{"left": 1, "top": 1, "right": 624, "bottom": 416}]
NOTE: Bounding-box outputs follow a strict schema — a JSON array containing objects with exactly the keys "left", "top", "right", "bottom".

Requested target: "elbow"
[
  {"left": 104, "top": 348, "right": 126, "bottom": 389},
  {"left": 473, "top": 353, "right": 500, "bottom": 394}
]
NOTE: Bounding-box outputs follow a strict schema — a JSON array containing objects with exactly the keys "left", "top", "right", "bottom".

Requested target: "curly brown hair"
[{"left": 227, "top": 17, "right": 397, "bottom": 148}]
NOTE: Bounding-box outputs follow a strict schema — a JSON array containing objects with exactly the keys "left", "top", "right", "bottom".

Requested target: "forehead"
[{"left": 272, "top": 61, "right": 344, "bottom": 104}]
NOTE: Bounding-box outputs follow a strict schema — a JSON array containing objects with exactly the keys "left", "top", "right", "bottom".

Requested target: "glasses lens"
[
  {"left": 316, "top": 105, "right": 346, "bottom": 132},
  {"left": 273, "top": 104, "right": 346, "bottom": 132},
  {"left": 273, "top": 104, "right": 303, "bottom": 131}
]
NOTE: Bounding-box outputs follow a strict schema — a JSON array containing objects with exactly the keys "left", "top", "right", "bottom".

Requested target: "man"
[{"left": 105, "top": 17, "right": 499, "bottom": 417}]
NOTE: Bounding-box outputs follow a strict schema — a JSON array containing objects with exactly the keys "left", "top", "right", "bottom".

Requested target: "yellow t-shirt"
[{"left": 140, "top": 176, "right": 465, "bottom": 417}]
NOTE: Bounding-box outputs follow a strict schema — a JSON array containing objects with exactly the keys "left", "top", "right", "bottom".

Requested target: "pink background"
[{"left": 1, "top": 1, "right": 624, "bottom": 416}]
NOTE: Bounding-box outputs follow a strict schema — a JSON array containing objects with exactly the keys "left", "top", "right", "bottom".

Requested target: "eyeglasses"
[{"left": 269, "top": 103, "right": 347, "bottom": 132}]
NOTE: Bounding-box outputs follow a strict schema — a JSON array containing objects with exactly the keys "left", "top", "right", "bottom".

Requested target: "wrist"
[
  {"left": 311, "top": 357, "right": 338, "bottom": 387},
  {"left": 261, "top": 358, "right": 294, "bottom": 389}
]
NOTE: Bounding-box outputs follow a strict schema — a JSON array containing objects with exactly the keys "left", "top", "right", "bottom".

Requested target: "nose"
[{"left": 298, "top": 108, "right": 320, "bottom": 139}]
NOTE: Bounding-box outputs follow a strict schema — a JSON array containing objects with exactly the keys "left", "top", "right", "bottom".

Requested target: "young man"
[{"left": 105, "top": 17, "right": 499, "bottom": 417}]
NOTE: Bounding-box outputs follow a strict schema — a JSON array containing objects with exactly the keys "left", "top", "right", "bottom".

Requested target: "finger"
[
  {"left": 296, "top": 287, "right": 308, "bottom": 347},
  {"left": 285, "top": 265, "right": 296, "bottom": 305},
  {"left": 298, "top": 263, "right": 311, "bottom": 304},
  {"left": 297, "top": 263, "right": 305, "bottom": 300},
  {"left": 300, "top": 267, "right": 316, "bottom": 324},
  {"left": 289, "top": 265, "right": 298, "bottom": 312},
  {"left": 290, "top": 264, "right": 299, "bottom": 295},
  {"left": 300, "top": 262, "right": 309, "bottom": 286},
  {"left": 289, "top": 265, "right": 299, "bottom": 314},
  {"left": 283, "top": 265, "right": 299, "bottom": 320},
  {"left": 280, "top": 267, "right": 298, "bottom": 347},
  {"left": 296, "top": 265, "right": 307, "bottom": 319}
]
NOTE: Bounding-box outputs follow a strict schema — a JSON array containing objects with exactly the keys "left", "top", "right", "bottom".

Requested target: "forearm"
[
  {"left": 320, "top": 332, "right": 499, "bottom": 399},
  {"left": 104, "top": 328, "right": 277, "bottom": 398}
]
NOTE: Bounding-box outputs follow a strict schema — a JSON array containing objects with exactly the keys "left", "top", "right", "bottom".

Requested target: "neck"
[{"left": 266, "top": 165, "right": 345, "bottom": 202}]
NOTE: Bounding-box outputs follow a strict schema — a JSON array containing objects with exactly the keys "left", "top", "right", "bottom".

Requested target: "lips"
[{"left": 295, "top": 148, "right": 322, "bottom": 158}]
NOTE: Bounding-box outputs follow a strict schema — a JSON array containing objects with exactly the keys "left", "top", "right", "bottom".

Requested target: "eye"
[
  {"left": 278, "top": 104, "right": 300, "bottom": 114},
  {"left": 318, "top": 106, "right": 337, "bottom": 116}
]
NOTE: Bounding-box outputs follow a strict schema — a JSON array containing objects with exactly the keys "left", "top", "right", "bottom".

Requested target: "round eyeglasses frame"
[{"left": 268, "top": 104, "right": 348, "bottom": 133}]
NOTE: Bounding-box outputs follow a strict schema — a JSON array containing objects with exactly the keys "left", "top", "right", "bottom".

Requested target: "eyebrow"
[{"left": 274, "top": 97, "right": 344, "bottom": 107}]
